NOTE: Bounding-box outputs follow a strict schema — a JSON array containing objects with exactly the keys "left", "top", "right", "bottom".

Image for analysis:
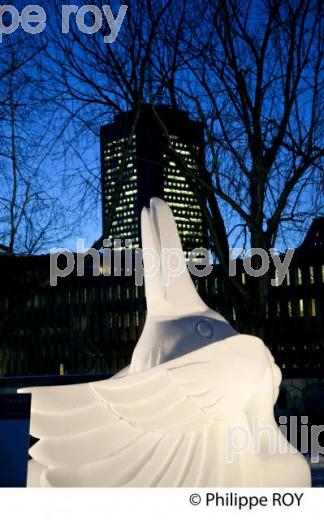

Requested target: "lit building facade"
[
  {"left": 0, "top": 217, "right": 323, "bottom": 377},
  {"left": 100, "top": 105, "right": 208, "bottom": 253}
]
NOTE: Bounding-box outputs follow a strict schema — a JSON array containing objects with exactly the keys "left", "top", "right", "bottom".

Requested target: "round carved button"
[{"left": 196, "top": 320, "right": 213, "bottom": 338}]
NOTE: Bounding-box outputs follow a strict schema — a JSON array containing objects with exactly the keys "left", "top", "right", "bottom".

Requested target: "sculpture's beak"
[{"left": 141, "top": 198, "right": 207, "bottom": 316}]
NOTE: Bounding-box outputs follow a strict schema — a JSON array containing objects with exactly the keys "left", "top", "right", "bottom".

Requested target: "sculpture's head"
[{"left": 129, "top": 198, "right": 237, "bottom": 374}]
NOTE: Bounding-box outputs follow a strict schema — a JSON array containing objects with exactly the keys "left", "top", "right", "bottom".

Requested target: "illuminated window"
[
  {"left": 309, "top": 266, "right": 315, "bottom": 284},
  {"left": 288, "top": 301, "right": 292, "bottom": 317},
  {"left": 298, "top": 299, "right": 304, "bottom": 317},
  {"left": 286, "top": 270, "right": 290, "bottom": 286},
  {"left": 311, "top": 299, "right": 316, "bottom": 317},
  {"left": 297, "top": 268, "right": 302, "bottom": 285}
]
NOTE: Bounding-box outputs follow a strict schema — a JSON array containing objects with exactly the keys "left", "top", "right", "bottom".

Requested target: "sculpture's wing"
[{"left": 19, "top": 335, "right": 274, "bottom": 487}]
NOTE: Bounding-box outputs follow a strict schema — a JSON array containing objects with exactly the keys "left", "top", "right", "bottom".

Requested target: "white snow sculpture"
[{"left": 20, "top": 198, "right": 311, "bottom": 487}]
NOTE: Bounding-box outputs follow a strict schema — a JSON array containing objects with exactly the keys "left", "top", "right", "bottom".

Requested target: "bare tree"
[
  {"left": 171, "top": 0, "right": 324, "bottom": 335},
  {"left": 41, "top": 0, "right": 187, "bottom": 247},
  {"left": 44, "top": 0, "right": 323, "bottom": 337},
  {"left": 0, "top": 37, "right": 71, "bottom": 254}
]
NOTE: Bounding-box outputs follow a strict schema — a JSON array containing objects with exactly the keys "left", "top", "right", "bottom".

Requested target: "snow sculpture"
[{"left": 20, "top": 198, "right": 311, "bottom": 487}]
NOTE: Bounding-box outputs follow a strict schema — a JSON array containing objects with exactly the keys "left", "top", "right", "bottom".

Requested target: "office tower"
[{"left": 100, "top": 105, "right": 209, "bottom": 254}]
